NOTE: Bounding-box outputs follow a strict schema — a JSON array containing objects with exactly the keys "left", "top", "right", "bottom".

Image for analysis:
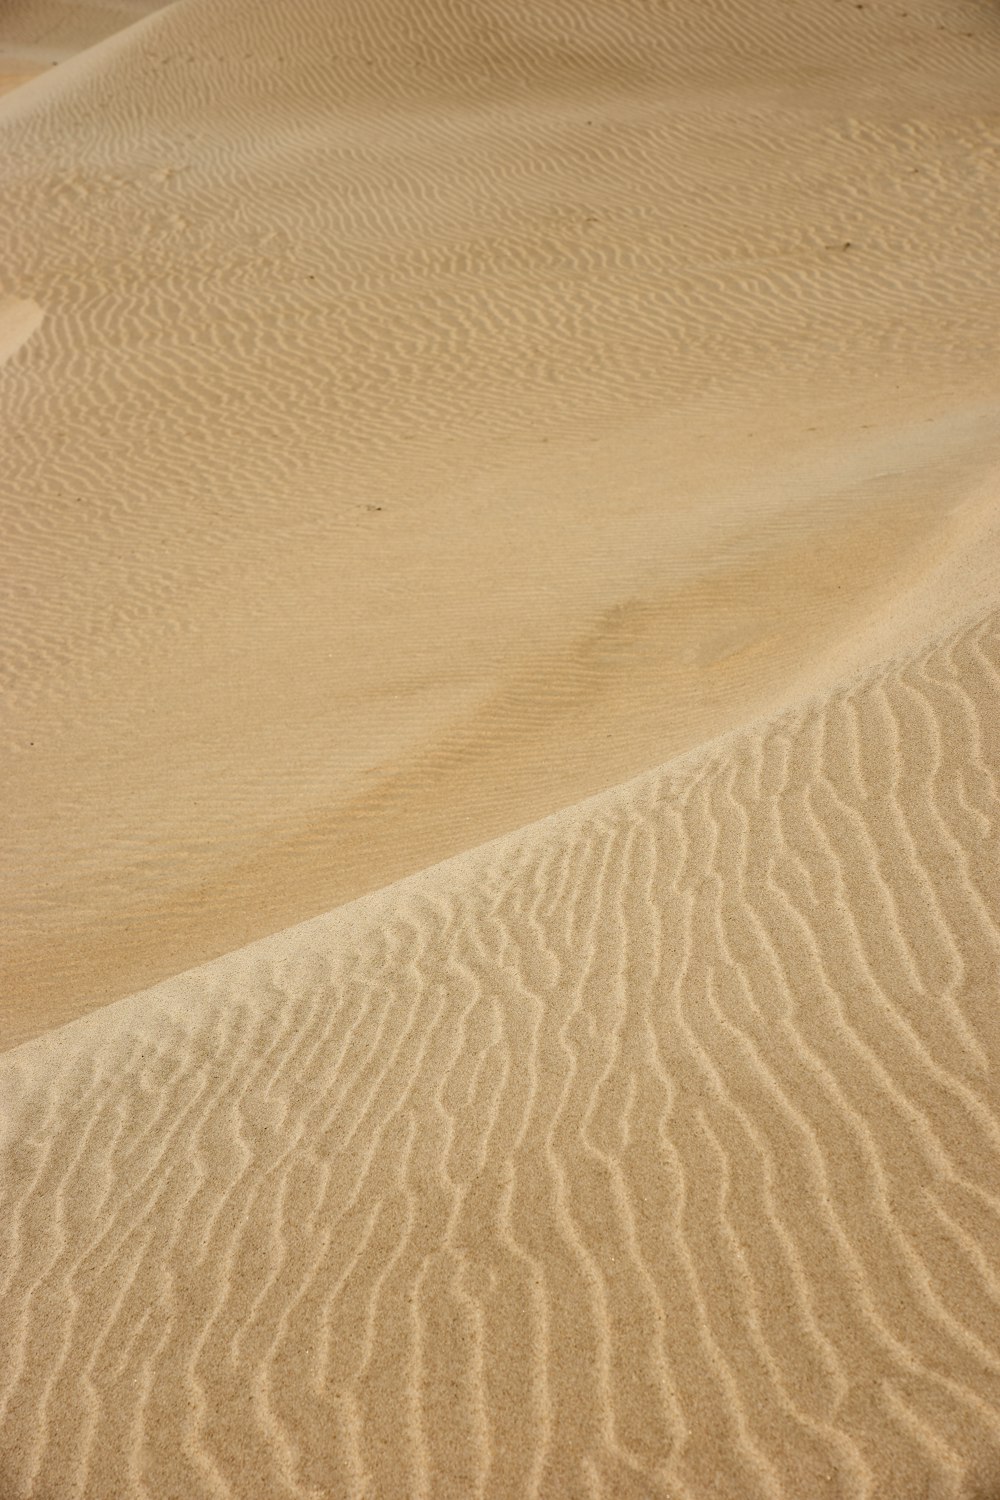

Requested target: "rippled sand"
[{"left": 2, "top": 0, "right": 1000, "bottom": 1494}]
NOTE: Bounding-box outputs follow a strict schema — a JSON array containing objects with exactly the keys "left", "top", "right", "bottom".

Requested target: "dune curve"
[
  {"left": 2, "top": 549, "right": 1000, "bottom": 1495},
  {"left": 3, "top": 0, "right": 1000, "bottom": 1039},
  {"left": 3, "top": 0, "right": 1000, "bottom": 1494}
]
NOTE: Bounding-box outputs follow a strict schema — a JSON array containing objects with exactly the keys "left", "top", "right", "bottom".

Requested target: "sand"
[
  {"left": 0, "top": 1, "right": 168, "bottom": 95},
  {"left": 2, "top": 0, "right": 1000, "bottom": 1494}
]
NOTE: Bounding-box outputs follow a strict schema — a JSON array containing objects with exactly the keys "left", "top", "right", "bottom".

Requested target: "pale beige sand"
[
  {"left": 3, "top": 0, "right": 1000, "bottom": 1041},
  {"left": 2, "top": 507, "right": 1000, "bottom": 1496},
  {"left": 0, "top": 1, "right": 169, "bottom": 96},
  {"left": 3, "top": 0, "right": 1000, "bottom": 1494},
  {"left": 0, "top": 66, "right": 46, "bottom": 97}
]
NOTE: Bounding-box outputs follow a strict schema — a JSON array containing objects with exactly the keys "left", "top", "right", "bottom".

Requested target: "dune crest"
[
  {"left": 3, "top": 0, "right": 1000, "bottom": 1036},
  {"left": 4, "top": 0, "right": 1000, "bottom": 1492},
  {"left": 2, "top": 592, "right": 1000, "bottom": 1497}
]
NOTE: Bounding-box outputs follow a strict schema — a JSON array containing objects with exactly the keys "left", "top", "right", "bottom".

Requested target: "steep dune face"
[
  {"left": 3, "top": 0, "right": 1000, "bottom": 1039},
  {"left": 2, "top": 599, "right": 999, "bottom": 1498}
]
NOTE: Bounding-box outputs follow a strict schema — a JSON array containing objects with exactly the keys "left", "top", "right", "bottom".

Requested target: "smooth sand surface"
[{"left": 2, "top": 0, "right": 1000, "bottom": 1494}]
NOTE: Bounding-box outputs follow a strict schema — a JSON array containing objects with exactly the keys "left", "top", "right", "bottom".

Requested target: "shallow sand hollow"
[{"left": 2, "top": 0, "right": 1000, "bottom": 1494}]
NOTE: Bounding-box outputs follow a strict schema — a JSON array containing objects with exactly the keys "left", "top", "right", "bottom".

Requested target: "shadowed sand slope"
[
  {"left": 0, "top": 1, "right": 172, "bottom": 95},
  {"left": 4, "top": 0, "right": 1000, "bottom": 1037},
  {"left": 2, "top": 595, "right": 999, "bottom": 1498}
]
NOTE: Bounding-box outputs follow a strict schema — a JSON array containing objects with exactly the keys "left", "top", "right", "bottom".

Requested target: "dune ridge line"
[{"left": 2, "top": 596, "right": 1000, "bottom": 1496}]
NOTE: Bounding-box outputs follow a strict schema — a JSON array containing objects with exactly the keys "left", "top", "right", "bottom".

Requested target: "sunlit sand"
[{"left": 2, "top": 0, "right": 1000, "bottom": 1493}]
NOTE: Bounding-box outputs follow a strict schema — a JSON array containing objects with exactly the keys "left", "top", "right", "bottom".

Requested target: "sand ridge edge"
[{"left": 2, "top": 587, "right": 1000, "bottom": 1496}]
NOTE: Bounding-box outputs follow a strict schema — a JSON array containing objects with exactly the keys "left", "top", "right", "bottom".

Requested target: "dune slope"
[
  {"left": 0, "top": 0, "right": 171, "bottom": 95},
  {"left": 3, "top": 0, "right": 1000, "bottom": 1039},
  {"left": 3, "top": 0, "right": 1000, "bottom": 1493},
  {"left": 2, "top": 580, "right": 1000, "bottom": 1497}
]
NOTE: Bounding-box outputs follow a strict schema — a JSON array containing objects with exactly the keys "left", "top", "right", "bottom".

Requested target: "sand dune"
[
  {"left": 3, "top": 0, "right": 1000, "bottom": 1039},
  {"left": 0, "top": 1, "right": 169, "bottom": 95},
  {"left": 3, "top": 0, "right": 1000, "bottom": 1493},
  {"left": 2, "top": 583, "right": 1000, "bottom": 1497}
]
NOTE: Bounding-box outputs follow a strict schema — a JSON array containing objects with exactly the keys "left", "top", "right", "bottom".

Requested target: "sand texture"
[
  {"left": 3, "top": 0, "right": 1000, "bottom": 1494},
  {"left": 3, "top": 593, "right": 1000, "bottom": 1498},
  {"left": 0, "top": 1, "right": 169, "bottom": 95},
  {"left": 4, "top": 0, "right": 1000, "bottom": 1039}
]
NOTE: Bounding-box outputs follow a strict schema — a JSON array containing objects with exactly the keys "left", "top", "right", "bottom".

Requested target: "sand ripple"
[
  {"left": 2, "top": 610, "right": 999, "bottom": 1497},
  {"left": 4, "top": 0, "right": 1000, "bottom": 1031}
]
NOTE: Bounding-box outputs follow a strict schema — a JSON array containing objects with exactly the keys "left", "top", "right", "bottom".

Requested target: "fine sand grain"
[
  {"left": 0, "top": 1, "right": 170, "bottom": 96},
  {"left": 2, "top": 557, "right": 1000, "bottom": 1497},
  {"left": 2, "top": 0, "right": 1000, "bottom": 1494},
  {"left": 3, "top": 0, "right": 1000, "bottom": 1039}
]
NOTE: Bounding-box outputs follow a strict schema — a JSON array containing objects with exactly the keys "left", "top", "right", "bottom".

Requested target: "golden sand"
[{"left": 2, "top": 0, "right": 1000, "bottom": 1494}]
